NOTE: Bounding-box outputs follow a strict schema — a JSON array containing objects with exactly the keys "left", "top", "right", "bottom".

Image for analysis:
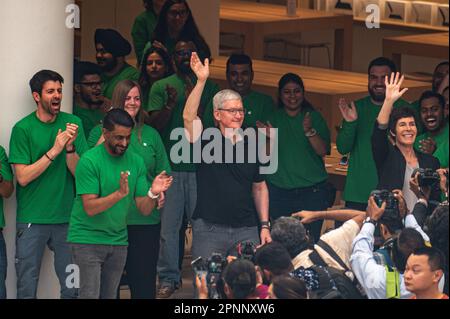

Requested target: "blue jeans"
[
  {"left": 268, "top": 182, "right": 331, "bottom": 243},
  {"left": 191, "top": 218, "right": 260, "bottom": 262},
  {"left": 71, "top": 244, "right": 127, "bottom": 299},
  {"left": 157, "top": 171, "right": 197, "bottom": 287},
  {"left": 15, "top": 223, "right": 77, "bottom": 299},
  {"left": 0, "top": 230, "right": 6, "bottom": 299}
]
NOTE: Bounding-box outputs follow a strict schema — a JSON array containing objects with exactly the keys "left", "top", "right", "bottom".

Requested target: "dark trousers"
[
  {"left": 125, "top": 224, "right": 161, "bottom": 299},
  {"left": 268, "top": 182, "right": 331, "bottom": 242}
]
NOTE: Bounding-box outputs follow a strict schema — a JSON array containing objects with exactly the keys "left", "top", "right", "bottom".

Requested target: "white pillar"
[{"left": 0, "top": 0, "right": 75, "bottom": 299}]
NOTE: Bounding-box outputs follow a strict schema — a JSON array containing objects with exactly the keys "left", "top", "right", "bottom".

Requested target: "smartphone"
[{"left": 339, "top": 156, "right": 349, "bottom": 166}]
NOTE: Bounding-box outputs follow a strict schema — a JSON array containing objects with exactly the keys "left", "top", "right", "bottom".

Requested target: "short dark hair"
[
  {"left": 388, "top": 106, "right": 419, "bottom": 135},
  {"left": 368, "top": 57, "right": 397, "bottom": 75},
  {"left": 226, "top": 54, "right": 253, "bottom": 74},
  {"left": 74, "top": 61, "right": 102, "bottom": 84},
  {"left": 103, "top": 108, "right": 135, "bottom": 131},
  {"left": 222, "top": 259, "right": 256, "bottom": 299},
  {"left": 29, "top": 70, "right": 64, "bottom": 95},
  {"left": 271, "top": 217, "right": 310, "bottom": 259},
  {"left": 255, "top": 242, "right": 293, "bottom": 276},
  {"left": 271, "top": 275, "right": 308, "bottom": 299},
  {"left": 379, "top": 211, "right": 404, "bottom": 235},
  {"left": 392, "top": 228, "right": 425, "bottom": 272},
  {"left": 418, "top": 90, "right": 446, "bottom": 111},
  {"left": 434, "top": 61, "right": 449, "bottom": 74},
  {"left": 411, "top": 246, "right": 447, "bottom": 272}
]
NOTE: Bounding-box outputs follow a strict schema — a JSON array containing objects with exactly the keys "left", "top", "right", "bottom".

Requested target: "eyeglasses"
[
  {"left": 79, "top": 81, "right": 102, "bottom": 89},
  {"left": 168, "top": 9, "right": 189, "bottom": 18},
  {"left": 218, "top": 108, "right": 246, "bottom": 116}
]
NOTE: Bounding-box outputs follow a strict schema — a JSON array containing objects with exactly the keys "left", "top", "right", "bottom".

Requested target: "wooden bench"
[{"left": 209, "top": 56, "right": 431, "bottom": 141}]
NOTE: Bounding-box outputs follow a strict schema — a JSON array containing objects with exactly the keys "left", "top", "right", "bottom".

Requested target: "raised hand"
[
  {"left": 338, "top": 98, "right": 358, "bottom": 122},
  {"left": 118, "top": 171, "right": 130, "bottom": 198},
  {"left": 437, "top": 168, "right": 448, "bottom": 195},
  {"left": 367, "top": 196, "right": 386, "bottom": 222},
  {"left": 190, "top": 52, "right": 209, "bottom": 82},
  {"left": 291, "top": 210, "right": 317, "bottom": 224},
  {"left": 392, "top": 189, "right": 408, "bottom": 218},
  {"left": 385, "top": 72, "right": 408, "bottom": 104},
  {"left": 66, "top": 123, "right": 79, "bottom": 147},
  {"left": 150, "top": 171, "right": 173, "bottom": 195},
  {"left": 418, "top": 138, "right": 437, "bottom": 155},
  {"left": 303, "top": 112, "right": 313, "bottom": 133},
  {"left": 53, "top": 129, "right": 73, "bottom": 154},
  {"left": 256, "top": 121, "right": 275, "bottom": 139}
]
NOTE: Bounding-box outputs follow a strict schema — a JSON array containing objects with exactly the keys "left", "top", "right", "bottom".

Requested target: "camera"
[
  {"left": 412, "top": 168, "right": 440, "bottom": 187},
  {"left": 370, "top": 190, "right": 399, "bottom": 215},
  {"left": 191, "top": 253, "right": 227, "bottom": 299},
  {"left": 236, "top": 241, "right": 257, "bottom": 263}
]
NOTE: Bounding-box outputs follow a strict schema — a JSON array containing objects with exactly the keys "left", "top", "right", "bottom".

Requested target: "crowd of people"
[{"left": 0, "top": 0, "right": 448, "bottom": 300}]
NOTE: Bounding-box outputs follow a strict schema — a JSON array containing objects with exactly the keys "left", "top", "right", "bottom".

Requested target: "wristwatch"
[
  {"left": 305, "top": 128, "right": 317, "bottom": 138},
  {"left": 66, "top": 145, "right": 76, "bottom": 154},
  {"left": 364, "top": 217, "right": 378, "bottom": 227},
  {"left": 260, "top": 221, "right": 271, "bottom": 230},
  {"left": 147, "top": 188, "right": 160, "bottom": 200}
]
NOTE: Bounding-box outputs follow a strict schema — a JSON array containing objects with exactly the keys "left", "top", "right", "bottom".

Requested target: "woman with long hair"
[
  {"left": 87, "top": 80, "right": 171, "bottom": 299},
  {"left": 138, "top": 45, "right": 174, "bottom": 108},
  {"left": 151, "top": 0, "right": 211, "bottom": 60},
  {"left": 264, "top": 73, "right": 332, "bottom": 242}
]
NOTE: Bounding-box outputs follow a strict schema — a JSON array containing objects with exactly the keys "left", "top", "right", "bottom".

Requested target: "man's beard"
[
  {"left": 80, "top": 92, "right": 103, "bottom": 107},
  {"left": 98, "top": 57, "right": 118, "bottom": 73},
  {"left": 176, "top": 60, "right": 191, "bottom": 75},
  {"left": 369, "top": 86, "right": 386, "bottom": 103}
]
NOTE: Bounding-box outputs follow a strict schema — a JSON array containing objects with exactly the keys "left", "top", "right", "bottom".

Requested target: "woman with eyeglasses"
[
  {"left": 148, "top": 0, "right": 211, "bottom": 61},
  {"left": 263, "top": 73, "right": 332, "bottom": 242},
  {"left": 132, "top": 0, "right": 167, "bottom": 65},
  {"left": 87, "top": 80, "right": 171, "bottom": 299}
]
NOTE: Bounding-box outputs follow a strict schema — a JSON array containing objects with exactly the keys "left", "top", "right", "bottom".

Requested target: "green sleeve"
[
  {"left": 336, "top": 119, "right": 358, "bottom": 155},
  {"left": 313, "top": 111, "right": 331, "bottom": 154},
  {"left": 147, "top": 80, "right": 166, "bottom": 112},
  {"left": 8, "top": 126, "right": 31, "bottom": 165},
  {"left": 261, "top": 96, "right": 276, "bottom": 123},
  {"left": 135, "top": 158, "right": 150, "bottom": 198},
  {"left": 75, "top": 156, "right": 100, "bottom": 196},
  {"left": 131, "top": 15, "right": 151, "bottom": 64},
  {"left": 87, "top": 125, "right": 103, "bottom": 149},
  {"left": 434, "top": 139, "right": 449, "bottom": 168},
  {"left": 0, "top": 147, "right": 13, "bottom": 181},
  {"left": 153, "top": 133, "right": 172, "bottom": 175}
]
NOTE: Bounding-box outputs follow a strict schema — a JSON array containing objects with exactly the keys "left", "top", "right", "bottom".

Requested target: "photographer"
[
  {"left": 350, "top": 196, "right": 445, "bottom": 299},
  {"left": 254, "top": 242, "right": 294, "bottom": 285},
  {"left": 372, "top": 73, "right": 441, "bottom": 215},
  {"left": 195, "top": 259, "right": 261, "bottom": 299}
]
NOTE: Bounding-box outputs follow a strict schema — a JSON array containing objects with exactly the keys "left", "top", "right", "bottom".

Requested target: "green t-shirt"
[
  {"left": 336, "top": 96, "right": 413, "bottom": 204},
  {"left": 203, "top": 90, "right": 275, "bottom": 129},
  {"left": 101, "top": 63, "right": 140, "bottom": 99},
  {"left": 266, "top": 108, "right": 331, "bottom": 189},
  {"left": 73, "top": 104, "right": 104, "bottom": 139},
  {"left": 415, "top": 123, "right": 449, "bottom": 168},
  {"left": 131, "top": 10, "right": 158, "bottom": 64},
  {"left": 68, "top": 145, "right": 149, "bottom": 245},
  {"left": 0, "top": 146, "right": 13, "bottom": 228},
  {"left": 88, "top": 124, "right": 171, "bottom": 225},
  {"left": 9, "top": 112, "right": 88, "bottom": 224},
  {"left": 147, "top": 74, "right": 220, "bottom": 172}
]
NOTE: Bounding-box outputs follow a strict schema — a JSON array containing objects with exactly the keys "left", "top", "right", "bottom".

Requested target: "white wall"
[{"left": 0, "top": 0, "right": 75, "bottom": 299}]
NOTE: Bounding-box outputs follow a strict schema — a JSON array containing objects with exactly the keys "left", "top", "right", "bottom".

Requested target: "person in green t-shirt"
[
  {"left": 414, "top": 91, "right": 449, "bottom": 168},
  {"left": 150, "top": 0, "right": 211, "bottom": 60},
  {"left": 68, "top": 108, "right": 173, "bottom": 299},
  {"left": 336, "top": 57, "right": 414, "bottom": 212},
  {"left": 0, "top": 145, "right": 14, "bottom": 299},
  {"left": 146, "top": 40, "right": 219, "bottom": 299},
  {"left": 95, "top": 28, "right": 140, "bottom": 99},
  {"left": 87, "top": 79, "right": 172, "bottom": 299},
  {"left": 131, "top": 0, "right": 166, "bottom": 65},
  {"left": 9, "top": 70, "right": 88, "bottom": 299},
  {"left": 138, "top": 45, "right": 175, "bottom": 109},
  {"left": 203, "top": 54, "right": 275, "bottom": 129},
  {"left": 73, "top": 61, "right": 110, "bottom": 138},
  {"left": 261, "top": 73, "right": 331, "bottom": 242}
]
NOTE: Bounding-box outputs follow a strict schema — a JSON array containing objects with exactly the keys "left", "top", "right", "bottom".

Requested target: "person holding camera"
[
  {"left": 350, "top": 195, "right": 445, "bottom": 299},
  {"left": 372, "top": 72, "right": 441, "bottom": 215}
]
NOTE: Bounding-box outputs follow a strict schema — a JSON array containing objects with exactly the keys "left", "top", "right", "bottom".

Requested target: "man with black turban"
[{"left": 94, "top": 28, "right": 140, "bottom": 99}]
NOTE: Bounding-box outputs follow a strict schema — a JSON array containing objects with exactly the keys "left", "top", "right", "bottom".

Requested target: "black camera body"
[
  {"left": 412, "top": 168, "right": 440, "bottom": 187},
  {"left": 191, "top": 253, "right": 227, "bottom": 299},
  {"left": 236, "top": 241, "right": 257, "bottom": 263},
  {"left": 371, "top": 190, "right": 399, "bottom": 213}
]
